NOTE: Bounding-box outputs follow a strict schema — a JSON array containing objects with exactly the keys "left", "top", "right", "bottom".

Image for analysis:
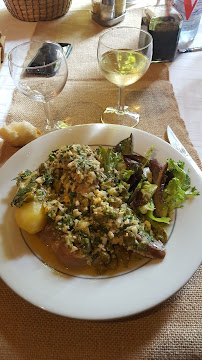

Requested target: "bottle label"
[
  {"left": 185, "top": 0, "right": 198, "bottom": 20},
  {"left": 175, "top": 0, "right": 202, "bottom": 20}
]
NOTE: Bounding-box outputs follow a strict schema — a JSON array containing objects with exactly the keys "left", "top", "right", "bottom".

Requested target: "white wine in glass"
[
  {"left": 98, "top": 27, "right": 153, "bottom": 127},
  {"left": 8, "top": 41, "right": 68, "bottom": 131}
]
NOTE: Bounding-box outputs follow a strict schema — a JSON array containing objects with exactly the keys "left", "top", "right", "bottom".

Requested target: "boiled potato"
[{"left": 15, "top": 201, "right": 47, "bottom": 234}]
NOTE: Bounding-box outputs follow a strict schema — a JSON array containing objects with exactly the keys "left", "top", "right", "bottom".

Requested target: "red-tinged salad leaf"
[
  {"left": 123, "top": 155, "right": 143, "bottom": 190},
  {"left": 118, "top": 135, "right": 200, "bottom": 225},
  {"left": 101, "top": 136, "right": 199, "bottom": 224},
  {"left": 131, "top": 181, "right": 157, "bottom": 208},
  {"left": 128, "top": 178, "right": 144, "bottom": 206},
  {"left": 149, "top": 158, "right": 163, "bottom": 183},
  {"left": 125, "top": 147, "right": 154, "bottom": 168},
  {"left": 152, "top": 162, "right": 169, "bottom": 218},
  {"left": 124, "top": 153, "right": 146, "bottom": 165},
  {"left": 113, "top": 133, "right": 133, "bottom": 155}
]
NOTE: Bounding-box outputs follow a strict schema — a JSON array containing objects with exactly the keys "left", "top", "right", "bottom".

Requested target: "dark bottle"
[{"left": 144, "top": 2, "right": 182, "bottom": 62}]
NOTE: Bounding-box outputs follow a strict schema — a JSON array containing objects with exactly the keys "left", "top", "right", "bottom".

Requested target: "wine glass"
[
  {"left": 8, "top": 40, "right": 68, "bottom": 131},
  {"left": 97, "top": 27, "right": 153, "bottom": 127}
]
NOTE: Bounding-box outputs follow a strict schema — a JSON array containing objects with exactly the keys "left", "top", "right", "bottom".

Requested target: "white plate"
[{"left": 0, "top": 124, "right": 201, "bottom": 320}]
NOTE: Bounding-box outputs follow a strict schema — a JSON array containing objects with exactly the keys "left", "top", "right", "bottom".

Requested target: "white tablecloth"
[{"left": 0, "top": 0, "right": 201, "bottom": 161}]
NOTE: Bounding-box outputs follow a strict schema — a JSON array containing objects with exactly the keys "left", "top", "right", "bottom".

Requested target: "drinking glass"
[
  {"left": 97, "top": 27, "right": 153, "bottom": 127},
  {"left": 8, "top": 40, "right": 68, "bottom": 131}
]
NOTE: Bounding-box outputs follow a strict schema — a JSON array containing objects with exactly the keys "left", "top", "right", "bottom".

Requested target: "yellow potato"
[{"left": 15, "top": 201, "right": 47, "bottom": 234}]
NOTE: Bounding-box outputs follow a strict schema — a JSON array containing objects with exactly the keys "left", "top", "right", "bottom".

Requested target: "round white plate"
[{"left": 0, "top": 124, "right": 201, "bottom": 320}]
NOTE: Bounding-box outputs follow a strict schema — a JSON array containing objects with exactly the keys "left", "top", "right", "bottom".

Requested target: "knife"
[{"left": 167, "top": 125, "right": 202, "bottom": 176}]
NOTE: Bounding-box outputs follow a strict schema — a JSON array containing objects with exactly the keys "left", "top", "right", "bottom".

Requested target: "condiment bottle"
[{"left": 143, "top": 0, "right": 182, "bottom": 62}]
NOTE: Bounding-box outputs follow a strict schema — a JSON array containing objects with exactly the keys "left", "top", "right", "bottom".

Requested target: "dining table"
[{"left": 0, "top": 0, "right": 201, "bottom": 359}]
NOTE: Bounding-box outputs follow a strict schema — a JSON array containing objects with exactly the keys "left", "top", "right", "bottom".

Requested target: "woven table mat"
[
  {"left": 0, "top": 8, "right": 202, "bottom": 360},
  {"left": 1, "top": 65, "right": 201, "bottom": 168}
]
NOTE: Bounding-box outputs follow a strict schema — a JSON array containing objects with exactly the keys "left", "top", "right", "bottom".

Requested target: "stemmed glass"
[
  {"left": 8, "top": 40, "right": 68, "bottom": 131},
  {"left": 97, "top": 27, "right": 153, "bottom": 127}
]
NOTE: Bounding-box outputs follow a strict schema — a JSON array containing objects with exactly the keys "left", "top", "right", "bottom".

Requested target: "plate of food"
[{"left": 0, "top": 124, "right": 201, "bottom": 320}]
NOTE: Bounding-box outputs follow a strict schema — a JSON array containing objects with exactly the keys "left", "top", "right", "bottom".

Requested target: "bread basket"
[{"left": 3, "top": 0, "right": 72, "bottom": 21}]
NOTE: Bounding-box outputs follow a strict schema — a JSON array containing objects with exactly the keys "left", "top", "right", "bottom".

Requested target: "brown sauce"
[{"left": 22, "top": 231, "right": 150, "bottom": 278}]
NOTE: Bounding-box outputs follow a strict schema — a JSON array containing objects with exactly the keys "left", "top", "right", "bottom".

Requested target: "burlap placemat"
[
  {"left": 0, "top": 8, "right": 201, "bottom": 360},
  {"left": 1, "top": 8, "right": 201, "bottom": 167},
  {"left": 1, "top": 64, "right": 201, "bottom": 168}
]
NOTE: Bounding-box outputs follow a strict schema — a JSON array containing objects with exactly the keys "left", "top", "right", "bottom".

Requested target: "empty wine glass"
[
  {"left": 97, "top": 27, "right": 153, "bottom": 127},
  {"left": 8, "top": 40, "right": 68, "bottom": 131}
]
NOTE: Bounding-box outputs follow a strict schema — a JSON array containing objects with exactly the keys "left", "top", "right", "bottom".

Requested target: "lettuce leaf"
[
  {"left": 167, "top": 159, "right": 190, "bottom": 190},
  {"left": 138, "top": 199, "right": 170, "bottom": 223},
  {"left": 98, "top": 146, "right": 123, "bottom": 172},
  {"left": 164, "top": 159, "right": 199, "bottom": 213},
  {"left": 122, "top": 169, "right": 134, "bottom": 181},
  {"left": 147, "top": 210, "right": 170, "bottom": 224},
  {"left": 138, "top": 199, "right": 155, "bottom": 214},
  {"left": 163, "top": 177, "right": 199, "bottom": 213},
  {"left": 141, "top": 181, "right": 157, "bottom": 201}
]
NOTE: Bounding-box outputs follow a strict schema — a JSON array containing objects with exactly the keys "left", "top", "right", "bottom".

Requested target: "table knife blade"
[{"left": 167, "top": 126, "right": 202, "bottom": 176}]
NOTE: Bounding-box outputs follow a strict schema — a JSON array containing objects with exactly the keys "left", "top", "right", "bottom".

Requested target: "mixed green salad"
[{"left": 11, "top": 134, "right": 199, "bottom": 274}]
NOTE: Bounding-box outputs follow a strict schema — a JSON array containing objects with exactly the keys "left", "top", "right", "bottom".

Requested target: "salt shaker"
[
  {"left": 91, "top": 0, "right": 126, "bottom": 26},
  {"left": 100, "top": 0, "right": 115, "bottom": 21}
]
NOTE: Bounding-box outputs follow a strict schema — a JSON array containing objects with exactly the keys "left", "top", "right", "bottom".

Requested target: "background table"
[{"left": 0, "top": 1, "right": 201, "bottom": 360}]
